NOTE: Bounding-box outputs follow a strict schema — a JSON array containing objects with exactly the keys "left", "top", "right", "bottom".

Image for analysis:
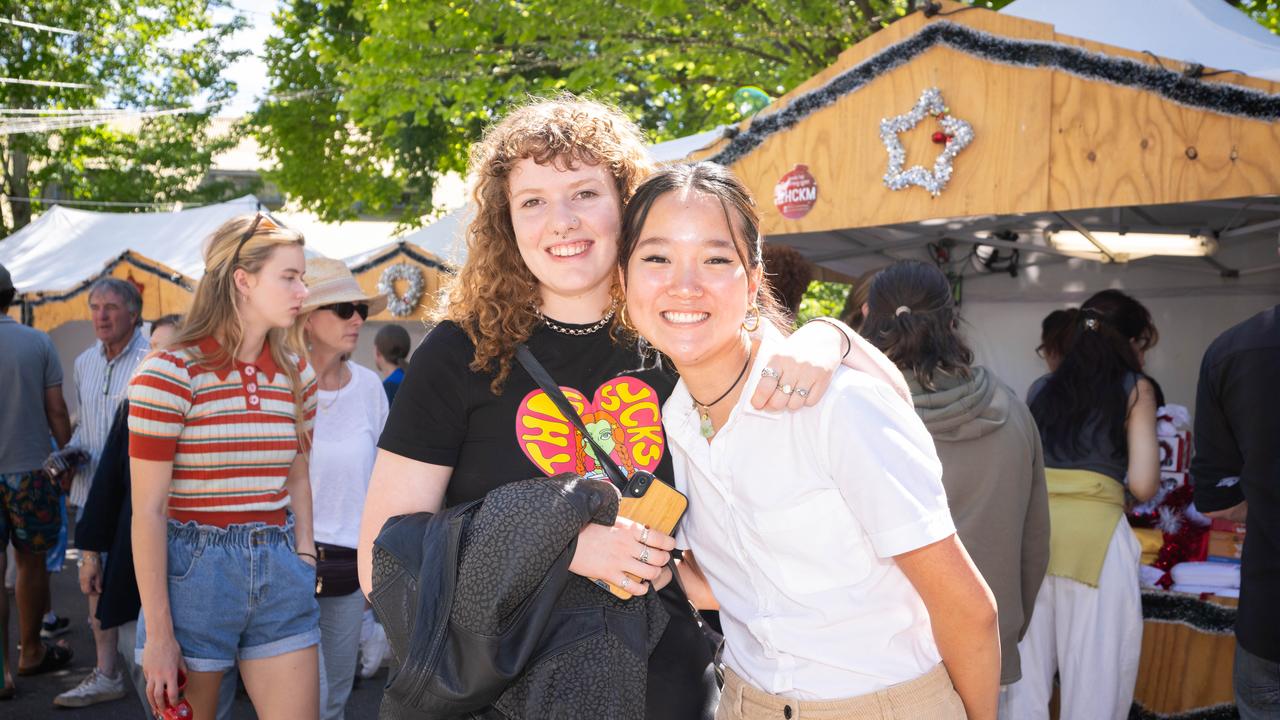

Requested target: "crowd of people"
[{"left": 0, "top": 94, "right": 1275, "bottom": 720}]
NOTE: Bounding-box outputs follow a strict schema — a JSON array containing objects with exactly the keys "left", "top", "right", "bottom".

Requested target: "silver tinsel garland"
[
  {"left": 377, "top": 262, "right": 425, "bottom": 317},
  {"left": 710, "top": 21, "right": 1280, "bottom": 169},
  {"left": 880, "top": 87, "right": 974, "bottom": 196}
]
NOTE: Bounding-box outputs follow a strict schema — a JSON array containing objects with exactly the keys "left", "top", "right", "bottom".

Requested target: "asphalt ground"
[{"left": 4, "top": 548, "right": 387, "bottom": 719}]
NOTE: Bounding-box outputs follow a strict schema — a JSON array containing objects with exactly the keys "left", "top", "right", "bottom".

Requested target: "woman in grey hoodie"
[{"left": 862, "top": 261, "right": 1050, "bottom": 703}]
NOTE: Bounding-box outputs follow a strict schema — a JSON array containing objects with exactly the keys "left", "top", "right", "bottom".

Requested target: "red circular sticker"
[{"left": 773, "top": 164, "right": 818, "bottom": 220}]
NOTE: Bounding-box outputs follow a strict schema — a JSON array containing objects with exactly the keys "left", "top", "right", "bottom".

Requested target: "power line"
[
  {"left": 0, "top": 104, "right": 207, "bottom": 136},
  {"left": 0, "top": 16, "right": 79, "bottom": 36},
  {"left": 3, "top": 195, "right": 217, "bottom": 209},
  {"left": 0, "top": 77, "right": 94, "bottom": 89}
]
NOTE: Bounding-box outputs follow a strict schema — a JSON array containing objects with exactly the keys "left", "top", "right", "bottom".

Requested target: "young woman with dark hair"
[
  {"left": 1035, "top": 309, "right": 1072, "bottom": 373},
  {"left": 863, "top": 260, "right": 1050, "bottom": 706},
  {"left": 620, "top": 164, "right": 999, "bottom": 720},
  {"left": 1006, "top": 289, "right": 1160, "bottom": 720}
]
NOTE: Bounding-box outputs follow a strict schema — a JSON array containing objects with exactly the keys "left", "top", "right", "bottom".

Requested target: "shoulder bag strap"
[{"left": 515, "top": 344, "right": 629, "bottom": 489}]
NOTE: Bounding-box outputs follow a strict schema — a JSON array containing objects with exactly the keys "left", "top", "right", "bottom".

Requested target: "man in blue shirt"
[{"left": 0, "top": 263, "right": 74, "bottom": 695}]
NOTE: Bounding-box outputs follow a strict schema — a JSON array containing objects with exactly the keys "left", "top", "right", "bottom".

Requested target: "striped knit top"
[{"left": 128, "top": 336, "right": 318, "bottom": 526}]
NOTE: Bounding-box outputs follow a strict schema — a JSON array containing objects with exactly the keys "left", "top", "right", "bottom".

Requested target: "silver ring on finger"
[
  {"left": 639, "top": 526, "right": 650, "bottom": 545},
  {"left": 760, "top": 366, "right": 780, "bottom": 380},
  {"left": 780, "top": 383, "right": 794, "bottom": 395},
  {"left": 795, "top": 387, "right": 810, "bottom": 398},
  {"left": 639, "top": 547, "right": 651, "bottom": 564},
  {"left": 620, "top": 576, "right": 632, "bottom": 592}
]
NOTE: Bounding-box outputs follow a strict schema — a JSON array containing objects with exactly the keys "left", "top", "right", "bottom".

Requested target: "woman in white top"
[
  {"left": 618, "top": 162, "right": 1001, "bottom": 720},
  {"left": 300, "top": 259, "right": 390, "bottom": 720}
]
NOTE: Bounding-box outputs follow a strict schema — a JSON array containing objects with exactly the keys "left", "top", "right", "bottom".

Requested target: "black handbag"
[{"left": 314, "top": 542, "right": 360, "bottom": 598}]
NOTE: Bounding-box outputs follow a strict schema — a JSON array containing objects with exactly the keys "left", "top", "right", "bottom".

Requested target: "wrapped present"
[
  {"left": 1207, "top": 518, "right": 1245, "bottom": 564},
  {"left": 1158, "top": 432, "right": 1191, "bottom": 472}
]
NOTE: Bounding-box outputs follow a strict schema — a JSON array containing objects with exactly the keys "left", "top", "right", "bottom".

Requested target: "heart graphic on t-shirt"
[{"left": 515, "top": 376, "right": 665, "bottom": 477}]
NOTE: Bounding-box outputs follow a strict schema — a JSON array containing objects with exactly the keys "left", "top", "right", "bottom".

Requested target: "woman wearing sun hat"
[{"left": 297, "top": 257, "right": 390, "bottom": 719}]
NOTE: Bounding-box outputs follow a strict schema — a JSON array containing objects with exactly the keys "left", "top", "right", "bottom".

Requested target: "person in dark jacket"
[{"left": 1190, "top": 304, "right": 1280, "bottom": 720}]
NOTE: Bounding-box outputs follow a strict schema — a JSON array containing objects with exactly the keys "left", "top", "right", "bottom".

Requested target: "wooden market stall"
[{"left": 672, "top": 2, "right": 1280, "bottom": 717}]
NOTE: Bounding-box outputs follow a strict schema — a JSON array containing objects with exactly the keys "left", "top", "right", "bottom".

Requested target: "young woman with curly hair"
[{"left": 358, "top": 95, "right": 906, "bottom": 719}]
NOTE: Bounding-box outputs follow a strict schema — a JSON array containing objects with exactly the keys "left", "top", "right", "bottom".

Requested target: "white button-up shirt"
[
  {"left": 68, "top": 326, "right": 150, "bottom": 507},
  {"left": 667, "top": 328, "right": 956, "bottom": 701}
]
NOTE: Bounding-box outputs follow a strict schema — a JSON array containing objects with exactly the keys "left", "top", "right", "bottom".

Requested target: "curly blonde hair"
[{"left": 438, "top": 94, "right": 655, "bottom": 394}]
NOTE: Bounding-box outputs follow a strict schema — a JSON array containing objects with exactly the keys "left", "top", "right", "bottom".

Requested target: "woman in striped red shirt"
[{"left": 128, "top": 214, "right": 321, "bottom": 719}]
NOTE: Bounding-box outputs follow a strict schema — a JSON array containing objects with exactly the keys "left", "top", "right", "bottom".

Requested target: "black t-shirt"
[
  {"left": 381, "top": 320, "right": 676, "bottom": 506},
  {"left": 379, "top": 319, "right": 715, "bottom": 719}
]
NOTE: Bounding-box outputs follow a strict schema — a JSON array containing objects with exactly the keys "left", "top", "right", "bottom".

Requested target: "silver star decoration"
[{"left": 880, "top": 87, "right": 974, "bottom": 197}]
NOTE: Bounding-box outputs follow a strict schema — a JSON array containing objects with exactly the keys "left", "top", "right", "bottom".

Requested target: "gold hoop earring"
[
  {"left": 742, "top": 304, "right": 761, "bottom": 332},
  {"left": 619, "top": 302, "right": 634, "bottom": 332}
]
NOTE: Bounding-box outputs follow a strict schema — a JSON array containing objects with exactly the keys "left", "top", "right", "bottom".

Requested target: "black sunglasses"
[
  {"left": 231, "top": 212, "right": 278, "bottom": 268},
  {"left": 321, "top": 302, "right": 370, "bottom": 321}
]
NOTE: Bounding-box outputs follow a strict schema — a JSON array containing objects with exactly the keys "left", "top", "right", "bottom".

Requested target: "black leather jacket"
[{"left": 372, "top": 474, "right": 669, "bottom": 719}]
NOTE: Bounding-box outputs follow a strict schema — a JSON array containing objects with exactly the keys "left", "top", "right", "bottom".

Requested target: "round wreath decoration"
[{"left": 377, "top": 262, "right": 425, "bottom": 318}]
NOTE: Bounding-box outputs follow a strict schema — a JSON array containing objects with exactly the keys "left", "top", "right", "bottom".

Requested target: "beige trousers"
[{"left": 715, "top": 663, "right": 967, "bottom": 720}]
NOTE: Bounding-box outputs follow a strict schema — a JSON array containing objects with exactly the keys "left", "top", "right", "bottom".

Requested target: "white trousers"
[{"left": 1005, "top": 518, "right": 1143, "bottom": 720}]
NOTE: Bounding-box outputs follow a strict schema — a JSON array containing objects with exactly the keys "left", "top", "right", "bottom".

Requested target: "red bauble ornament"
[{"left": 931, "top": 131, "right": 947, "bottom": 144}]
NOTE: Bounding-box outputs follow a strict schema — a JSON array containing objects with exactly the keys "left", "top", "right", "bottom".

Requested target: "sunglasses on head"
[
  {"left": 231, "top": 211, "right": 279, "bottom": 268},
  {"left": 321, "top": 302, "right": 370, "bottom": 321}
]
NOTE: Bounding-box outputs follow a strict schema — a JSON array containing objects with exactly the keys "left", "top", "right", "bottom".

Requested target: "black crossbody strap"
[{"left": 515, "top": 344, "right": 629, "bottom": 489}]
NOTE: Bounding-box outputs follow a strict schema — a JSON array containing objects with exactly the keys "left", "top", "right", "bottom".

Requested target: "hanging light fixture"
[{"left": 1046, "top": 230, "right": 1218, "bottom": 261}]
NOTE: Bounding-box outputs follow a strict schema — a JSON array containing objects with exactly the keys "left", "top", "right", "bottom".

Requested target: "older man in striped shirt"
[{"left": 57, "top": 276, "right": 150, "bottom": 708}]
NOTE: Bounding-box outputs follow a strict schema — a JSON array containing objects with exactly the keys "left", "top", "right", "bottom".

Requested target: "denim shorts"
[{"left": 137, "top": 513, "right": 320, "bottom": 672}]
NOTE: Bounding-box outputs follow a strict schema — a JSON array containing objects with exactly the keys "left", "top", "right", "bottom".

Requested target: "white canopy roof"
[
  {"left": 0, "top": 196, "right": 420, "bottom": 295},
  {"left": 1002, "top": 0, "right": 1280, "bottom": 81},
  {"left": 0, "top": 196, "right": 261, "bottom": 294}
]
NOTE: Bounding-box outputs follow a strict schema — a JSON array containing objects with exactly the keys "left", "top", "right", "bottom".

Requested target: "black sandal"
[{"left": 17, "top": 642, "right": 73, "bottom": 676}]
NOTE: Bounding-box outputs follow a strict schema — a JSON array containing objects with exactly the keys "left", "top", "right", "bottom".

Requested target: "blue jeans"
[
  {"left": 317, "top": 590, "right": 365, "bottom": 720},
  {"left": 137, "top": 515, "right": 320, "bottom": 672},
  {"left": 1236, "top": 642, "right": 1280, "bottom": 720}
]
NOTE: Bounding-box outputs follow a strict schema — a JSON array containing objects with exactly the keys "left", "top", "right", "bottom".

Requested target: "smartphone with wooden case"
[{"left": 595, "top": 471, "right": 688, "bottom": 600}]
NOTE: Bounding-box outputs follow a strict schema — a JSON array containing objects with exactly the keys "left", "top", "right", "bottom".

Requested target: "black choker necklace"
[
  {"left": 538, "top": 306, "right": 616, "bottom": 336},
  {"left": 689, "top": 349, "right": 753, "bottom": 438}
]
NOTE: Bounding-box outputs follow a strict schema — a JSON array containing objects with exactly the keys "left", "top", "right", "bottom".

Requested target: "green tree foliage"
[
  {"left": 798, "top": 281, "right": 853, "bottom": 325},
  {"left": 1229, "top": 0, "right": 1280, "bottom": 33},
  {"left": 0, "top": 0, "right": 245, "bottom": 237},
  {"left": 252, "top": 1, "right": 1025, "bottom": 222},
  {"left": 257, "top": 0, "right": 926, "bottom": 222}
]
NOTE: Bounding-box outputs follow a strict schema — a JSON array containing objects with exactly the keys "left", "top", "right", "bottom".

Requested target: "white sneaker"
[{"left": 53, "top": 668, "right": 127, "bottom": 707}]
